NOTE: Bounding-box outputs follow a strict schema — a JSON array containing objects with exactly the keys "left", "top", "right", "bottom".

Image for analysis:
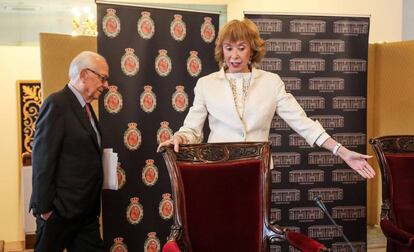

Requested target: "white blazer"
[{"left": 177, "top": 67, "right": 328, "bottom": 146}]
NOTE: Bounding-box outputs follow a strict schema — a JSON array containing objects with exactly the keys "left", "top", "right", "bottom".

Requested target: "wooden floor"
[
  {"left": 367, "top": 225, "right": 387, "bottom": 252},
  {"left": 4, "top": 225, "right": 387, "bottom": 251}
]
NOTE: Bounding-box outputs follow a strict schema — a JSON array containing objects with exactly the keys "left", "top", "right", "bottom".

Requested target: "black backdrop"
[
  {"left": 97, "top": 2, "right": 219, "bottom": 251},
  {"left": 245, "top": 13, "right": 370, "bottom": 252}
]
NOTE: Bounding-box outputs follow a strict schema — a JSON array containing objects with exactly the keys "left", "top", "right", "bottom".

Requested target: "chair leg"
[{"left": 387, "top": 239, "right": 397, "bottom": 252}]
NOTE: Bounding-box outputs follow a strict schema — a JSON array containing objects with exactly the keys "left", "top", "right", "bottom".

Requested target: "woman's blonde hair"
[{"left": 214, "top": 18, "right": 266, "bottom": 69}]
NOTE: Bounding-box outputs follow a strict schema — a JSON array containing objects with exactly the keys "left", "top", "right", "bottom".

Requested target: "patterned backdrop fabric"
[
  {"left": 97, "top": 3, "right": 219, "bottom": 251},
  {"left": 244, "top": 13, "right": 369, "bottom": 252}
]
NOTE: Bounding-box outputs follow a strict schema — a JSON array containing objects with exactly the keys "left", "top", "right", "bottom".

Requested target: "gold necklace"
[{"left": 225, "top": 73, "right": 252, "bottom": 139}]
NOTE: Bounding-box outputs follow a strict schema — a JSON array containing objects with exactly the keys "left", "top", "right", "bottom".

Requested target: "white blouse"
[{"left": 225, "top": 72, "right": 252, "bottom": 117}]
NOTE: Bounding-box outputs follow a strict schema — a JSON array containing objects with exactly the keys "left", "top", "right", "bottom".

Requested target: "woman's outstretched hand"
[{"left": 338, "top": 147, "right": 376, "bottom": 179}]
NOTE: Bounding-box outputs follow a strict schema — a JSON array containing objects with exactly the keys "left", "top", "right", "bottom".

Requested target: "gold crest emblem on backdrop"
[
  {"left": 121, "top": 48, "right": 139, "bottom": 77},
  {"left": 110, "top": 237, "right": 128, "bottom": 252},
  {"left": 159, "top": 193, "right": 173, "bottom": 220},
  {"left": 201, "top": 16, "right": 215, "bottom": 43},
  {"left": 104, "top": 85, "right": 123, "bottom": 114},
  {"left": 137, "top": 11, "right": 155, "bottom": 40},
  {"left": 155, "top": 49, "right": 172, "bottom": 77},
  {"left": 187, "top": 51, "right": 202, "bottom": 77},
  {"left": 144, "top": 232, "right": 160, "bottom": 252},
  {"left": 103, "top": 8, "right": 121, "bottom": 38},
  {"left": 116, "top": 162, "right": 126, "bottom": 190},
  {"left": 142, "top": 159, "right": 158, "bottom": 187},
  {"left": 140, "top": 85, "right": 156, "bottom": 113},
  {"left": 172, "top": 85, "right": 188, "bottom": 112},
  {"left": 124, "top": 122, "right": 142, "bottom": 150},
  {"left": 170, "top": 14, "right": 186, "bottom": 41},
  {"left": 156, "top": 121, "right": 173, "bottom": 144},
  {"left": 126, "top": 197, "right": 143, "bottom": 225}
]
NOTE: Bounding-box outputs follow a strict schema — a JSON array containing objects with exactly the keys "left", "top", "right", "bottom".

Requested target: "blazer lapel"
[{"left": 63, "top": 86, "right": 100, "bottom": 151}]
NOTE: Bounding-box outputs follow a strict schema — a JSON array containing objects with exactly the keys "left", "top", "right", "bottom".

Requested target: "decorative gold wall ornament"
[{"left": 17, "top": 81, "right": 42, "bottom": 166}]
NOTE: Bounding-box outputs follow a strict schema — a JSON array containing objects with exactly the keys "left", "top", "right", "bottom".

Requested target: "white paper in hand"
[{"left": 102, "top": 148, "right": 118, "bottom": 190}]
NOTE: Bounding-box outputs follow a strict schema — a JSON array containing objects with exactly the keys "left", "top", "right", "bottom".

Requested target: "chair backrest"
[
  {"left": 162, "top": 142, "right": 273, "bottom": 252},
  {"left": 370, "top": 135, "right": 414, "bottom": 234}
]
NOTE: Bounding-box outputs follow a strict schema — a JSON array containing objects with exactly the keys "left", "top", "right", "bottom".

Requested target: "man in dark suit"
[{"left": 30, "top": 51, "right": 109, "bottom": 252}]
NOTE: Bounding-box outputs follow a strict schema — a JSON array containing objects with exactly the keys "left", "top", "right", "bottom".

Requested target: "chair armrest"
[
  {"left": 381, "top": 219, "right": 414, "bottom": 248},
  {"left": 267, "top": 221, "right": 328, "bottom": 252},
  {"left": 286, "top": 231, "right": 328, "bottom": 252},
  {"left": 162, "top": 225, "right": 187, "bottom": 252},
  {"left": 162, "top": 240, "right": 181, "bottom": 252},
  {"left": 268, "top": 221, "right": 286, "bottom": 243}
]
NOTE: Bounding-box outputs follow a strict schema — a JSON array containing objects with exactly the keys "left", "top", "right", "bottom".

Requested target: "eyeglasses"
[{"left": 86, "top": 68, "right": 109, "bottom": 83}]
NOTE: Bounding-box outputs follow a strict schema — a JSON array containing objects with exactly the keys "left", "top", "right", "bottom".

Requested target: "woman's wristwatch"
[{"left": 332, "top": 143, "right": 342, "bottom": 156}]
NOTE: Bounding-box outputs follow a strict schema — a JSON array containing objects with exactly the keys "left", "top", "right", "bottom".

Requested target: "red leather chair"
[
  {"left": 370, "top": 135, "right": 414, "bottom": 252},
  {"left": 160, "top": 142, "right": 327, "bottom": 252}
]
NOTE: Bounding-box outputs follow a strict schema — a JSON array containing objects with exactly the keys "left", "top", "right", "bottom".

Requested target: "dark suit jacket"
[{"left": 30, "top": 85, "right": 103, "bottom": 219}]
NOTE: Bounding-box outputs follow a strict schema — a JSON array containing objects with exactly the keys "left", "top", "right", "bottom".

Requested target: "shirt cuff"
[{"left": 315, "top": 132, "right": 330, "bottom": 147}]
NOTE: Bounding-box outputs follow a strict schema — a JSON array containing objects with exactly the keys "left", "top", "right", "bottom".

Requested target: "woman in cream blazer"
[
  {"left": 176, "top": 67, "right": 325, "bottom": 146},
  {"left": 158, "top": 18, "right": 375, "bottom": 179}
]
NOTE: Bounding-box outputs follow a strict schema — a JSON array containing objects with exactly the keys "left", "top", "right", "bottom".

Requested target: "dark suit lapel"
[
  {"left": 63, "top": 86, "right": 100, "bottom": 151},
  {"left": 89, "top": 106, "right": 103, "bottom": 153}
]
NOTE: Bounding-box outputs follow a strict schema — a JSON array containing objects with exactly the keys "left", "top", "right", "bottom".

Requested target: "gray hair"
[{"left": 68, "top": 51, "right": 106, "bottom": 81}]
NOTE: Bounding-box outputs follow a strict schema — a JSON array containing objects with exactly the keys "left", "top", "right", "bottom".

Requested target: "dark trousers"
[{"left": 34, "top": 212, "right": 104, "bottom": 252}]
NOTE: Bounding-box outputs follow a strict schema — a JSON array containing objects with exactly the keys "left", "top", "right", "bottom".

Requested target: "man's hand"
[{"left": 40, "top": 210, "right": 53, "bottom": 221}]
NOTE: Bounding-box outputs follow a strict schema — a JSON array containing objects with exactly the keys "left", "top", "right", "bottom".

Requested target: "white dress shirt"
[{"left": 68, "top": 84, "right": 101, "bottom": 146}]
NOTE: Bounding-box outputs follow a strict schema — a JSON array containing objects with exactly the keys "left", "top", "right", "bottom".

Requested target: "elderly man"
[{"left": 30, "top": 51, "right": 109, "bottom": 252}]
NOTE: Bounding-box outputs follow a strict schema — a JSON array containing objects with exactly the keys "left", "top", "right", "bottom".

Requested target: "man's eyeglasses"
[{"left": 86, "top": 68, "right": 109, "bottom": 83}]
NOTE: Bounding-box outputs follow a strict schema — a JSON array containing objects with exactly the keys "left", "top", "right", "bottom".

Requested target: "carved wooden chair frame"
[
  {"left": 161, "top": 142, "right": 285, "bottom": 251},
  {"left": 370, "top": 135, "right": 414, "bottom": 220},
  {"left": 370, "top": 135, "right": 414, "bottom": 251}
]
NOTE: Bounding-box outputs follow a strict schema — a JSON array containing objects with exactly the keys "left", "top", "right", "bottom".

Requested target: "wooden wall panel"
[
  {"left": 374, "top": 41, "right": 414, "bottom": 135},
  {"left": 39, "top": 33, "right": 97, "bottom": 111},
  {"left": 367, "top": 44, "right": 380, "bottom": 225},
  {"left": 367, "top": 40, "right": 414, "bottom": 225}
]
